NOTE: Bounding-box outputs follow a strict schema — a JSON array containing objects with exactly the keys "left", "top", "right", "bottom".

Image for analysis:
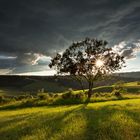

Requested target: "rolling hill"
[{"left": 0, "top": 72, "right": 140, "bottom": 95}]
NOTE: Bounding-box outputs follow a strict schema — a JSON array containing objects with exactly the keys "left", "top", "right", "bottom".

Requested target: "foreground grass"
[{"left": 0, "top": 99, "right": 140, "bottom": 140}]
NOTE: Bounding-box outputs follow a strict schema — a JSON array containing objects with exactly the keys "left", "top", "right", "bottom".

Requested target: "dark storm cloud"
[{"left": 0, "top": 0, "right": 140, "bottom": 74}]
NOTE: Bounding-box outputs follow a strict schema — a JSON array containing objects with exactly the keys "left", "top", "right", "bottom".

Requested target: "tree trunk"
[
  {"left": 87, "top": 81, "right": 93, "bottom": 99},
  {"left": 87, "top": 88, "right": 92, "bottom": 99}
]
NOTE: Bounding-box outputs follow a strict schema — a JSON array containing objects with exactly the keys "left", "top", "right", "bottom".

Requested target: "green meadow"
[
  {"left": 0, "top": 81, "right": 140, "bottom": 140},
  {"left": 0, "top": 99, "right": 140, "bottom": 140}
]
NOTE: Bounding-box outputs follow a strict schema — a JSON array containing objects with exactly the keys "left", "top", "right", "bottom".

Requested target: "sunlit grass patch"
[{"left": 0, "top": 99, "right": 140, "bottom": 140}]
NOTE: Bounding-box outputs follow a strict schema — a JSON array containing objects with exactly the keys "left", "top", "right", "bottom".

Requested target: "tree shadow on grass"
[
  {"left": 0, "top": 103, "right": 140, "bottom": 140},
  {"left": 0, "top": 99, "right": 40, "bottom": 111},
  {"left": 80, "top": 103, "right": 140, "bottom": 140},
  {"left": 0, "top": 112, "right": 40, "bottom": 140},
  {"left": 0, "top": 105, "right": 83, "bottom": 140},
  {"left": 52, "top": 103, "right": 140, "bottom": 140}
]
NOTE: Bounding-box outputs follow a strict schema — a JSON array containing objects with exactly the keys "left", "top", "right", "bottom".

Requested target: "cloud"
[
  {"left": 0, "top": 0, "right": 140, "bottom": 74},
  {"left": 0, "top": 55, "right": 17, "bottom": 60},
  {"left": 15, "top": 53, "right": 42, "bottom": 65},
  {"left": 112, "top": 40, "right": 140, "bottom": 59},
  {"left": 15, "top": 69, "right": 56, "bottom": 76},
  {"left": 37, "top": 55, "right": 51, "bottom": 65},
  {"left": 0, "top": 68, "right": 14, "bottom": 75}
]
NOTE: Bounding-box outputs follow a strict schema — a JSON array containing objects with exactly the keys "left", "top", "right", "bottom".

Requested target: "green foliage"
[
  {"left": 53, "top": 93, "right": 59, "bottom": 98},
  {"left": 37, "top": 93, "right": 50, "bottom": 100},
  {"left": 58, "top": 90, "right": 86, "bottom": 105},
  {"left": 0, "top": 95, "right": 4, "bottom": 101},
  {"left": 49, "top": 38, "right": 125, "bottom": 75},
  {"left": 112, "top": 90, "right": 122, "bottom": 98},
  {"left": 17, "top": 94, "right": 33, "bottom": 100},
  {"left": 67, "top": 89, "right": 85, "bottom": 99},
  {"left": 112, "top": 81, "right": 127, "bottom": 97},
  {"left": 1, "top": 81, "right": 140, "bottom": 107},
  {"left": 137, "top": 81, "right": 140, "bottom": 85},
  {"left": 49, "top": 38, "right": 125, "bottom": 98},
  {"left": 0, "top": 96, "right": 16, "bottom": 105},
  {"left": 0, "top": 95, "right": 4, "bottom": 104},
  {"left": 62, "top": 91, "right": 73, "bottom": 99}
]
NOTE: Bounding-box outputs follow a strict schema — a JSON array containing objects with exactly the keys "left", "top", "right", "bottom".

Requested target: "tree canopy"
[{"left": 49, "top": 38, "right": 125, "bottom": 98}]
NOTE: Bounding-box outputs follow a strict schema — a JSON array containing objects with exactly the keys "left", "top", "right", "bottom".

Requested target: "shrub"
[
  {"left": 75, "top": 94, "right": 81, "bottom": 99},
  {"left": 114, "top": 90, "right": 121, "bottom": 96},
  {"left": 112, "top": 90, "right": 122, "bottom": 98},
  {"left": 38, "top": 88, "right": 45, "bottom": 93},
  {"left": 14, "top": 96, "right": 19, "bottom": 101},
  {"left": 23, "top": 99, "right": 36, "bottom": 107},
  {"left": 62, "top": 89, "right": 85, "bottom": 99},
  {"left": 104, "top": 92, "right": 112, "bottom": 97},
  {"left": 57, "top": 90, "right": 86, "bottom": 105},
  {"left": 137, "top": 81, "right": 140, "bottom": 85},
  {"left": 17, "top": 95, "right": 32, "bottom": 100},
  {"left": 0, "top": 95, "right": 4, "bottom": 103},
  {"left": 48, "top": 93, "right": 53, "bottom": 97},
  {"left": 112, "top": 81, "right": 127, "bottom": 97},
  {"left": 37, "top": 93, "right": 49, "bottom": 100},
  {"left": 75, "top": 92, "right": 85, "bottom": 99},
  {"left": 61, "top": 88, "right": 74, "bottom": 99},
  {"left": 0, "top": 95, "right": 4, "bottom": 100},
  {"left": 94, "top": 93, "right": 100, "bottom": 97},
  {"left": 62, "top": 91, "right": 72, "bottom": 99},
  {"left": 53, "top": 94, "right": 59, "bottom": 98},
  {"left": 0, "top": 96, "right": 16, "bottom": 105}
]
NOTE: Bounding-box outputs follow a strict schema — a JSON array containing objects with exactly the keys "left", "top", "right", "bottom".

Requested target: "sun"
[{"left": 95, "top": 59, "right": 104, "bottom": 68}]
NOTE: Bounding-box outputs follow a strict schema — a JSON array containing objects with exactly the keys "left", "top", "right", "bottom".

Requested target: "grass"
[
  {"left": 72, "top": 81, "right": 140, "bottom": 94},
  {"left": 1, "top": 92, "right": 140, "bottom": 110},
  {"left": 0, "top": 99, "right": 140, "bottom": 140},
  {"left": 0, "top": 81, "right": 140, "bottom": 139},
  {"left": 124, "top": 81, "right": 140, "bottom": 86}
]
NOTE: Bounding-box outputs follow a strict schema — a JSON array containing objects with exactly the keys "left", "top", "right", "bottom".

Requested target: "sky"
[{"left": 0, "top": 0, "right": 140, "bottom": 75}]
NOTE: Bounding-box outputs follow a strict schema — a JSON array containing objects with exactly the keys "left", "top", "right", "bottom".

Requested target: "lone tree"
[{"left": 49, "top": 38, "right": 125, "bottom": 99}]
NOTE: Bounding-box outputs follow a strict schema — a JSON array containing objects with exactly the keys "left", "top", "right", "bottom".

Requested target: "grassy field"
[
  {"left": 0, "top": 99, "right": 140, "bottom": 140},
  {"left": 0, "top": 81, "right": 140, "bottom": 140},
  {"left": 90, "top": 81, "right": 140, "bottom": 94}
]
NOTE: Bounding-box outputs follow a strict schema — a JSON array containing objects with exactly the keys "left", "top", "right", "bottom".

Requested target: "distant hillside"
[
  {"left": 116, "top": 72, "right": 140, "bottom": 78},
  {"left": 0, "top": 72, "right": 140, "bottom": 94}
]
